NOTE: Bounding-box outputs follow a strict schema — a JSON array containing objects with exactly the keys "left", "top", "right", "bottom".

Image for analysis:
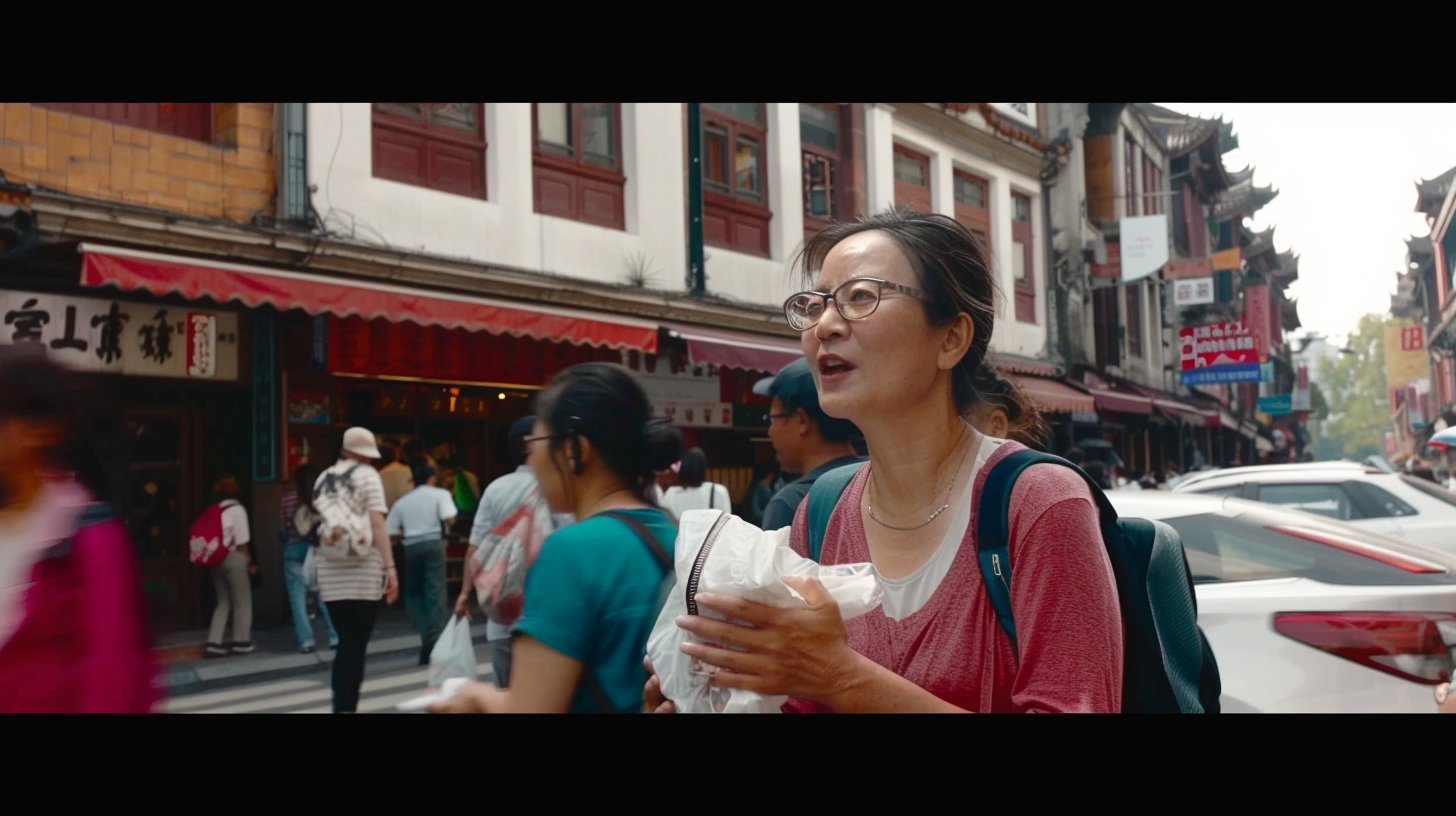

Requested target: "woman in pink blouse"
[{"left": 648, "top": 209, "right": 1123, "bottom": 713}]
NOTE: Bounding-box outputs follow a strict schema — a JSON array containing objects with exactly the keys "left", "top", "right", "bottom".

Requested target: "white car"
[
  {"left": 1167, "top": 462, "right": 1456, "bottom": 554},
  {"left": 1108, "top": 490, "right": 1456, "bottom": 713}
]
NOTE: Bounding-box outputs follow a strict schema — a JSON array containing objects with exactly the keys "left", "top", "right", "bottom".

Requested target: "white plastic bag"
[
  {"left": 646, "top": 509, "right": 883, "bottom": 714},
  {"left": 302, "top": 546, "right": 319, "bottom": 593},
  {"left": 427, "top": 615, "right": 477, "bottom": 691}
]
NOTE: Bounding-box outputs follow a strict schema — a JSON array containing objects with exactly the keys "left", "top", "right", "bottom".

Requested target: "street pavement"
[{"left": 164, "top": 641, "right": 496, "bottom": 714}]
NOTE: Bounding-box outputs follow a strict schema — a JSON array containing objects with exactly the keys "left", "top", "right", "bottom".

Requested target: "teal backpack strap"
[{"left": 806, "top": 463, "right": 865, "bottom": 562}]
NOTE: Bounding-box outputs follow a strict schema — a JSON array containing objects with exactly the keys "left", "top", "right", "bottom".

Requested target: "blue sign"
[
  {"left": 1257, "top": 394, "right": 1293, "bottom": 415},
  {"left": 1182, "top": 363, "right": 1263, "bottom": 385}
]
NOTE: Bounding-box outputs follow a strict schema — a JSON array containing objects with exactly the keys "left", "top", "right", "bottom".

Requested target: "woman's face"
[
  {"left": 801, "top": 230, "right": 966, "bottom": 426},
  {"left": 525, "top": 418, "right": 570, "bottom": 513}
]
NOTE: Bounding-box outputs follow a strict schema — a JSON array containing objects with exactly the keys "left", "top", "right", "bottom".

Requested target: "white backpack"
[{"left": 313, "top": 463, "right": 374, "bottom": 563}]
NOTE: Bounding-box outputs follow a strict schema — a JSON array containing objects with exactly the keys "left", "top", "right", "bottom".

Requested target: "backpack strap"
[
  {"left": 806, "top": 463, "right": 866, "bottom": 563},
  {"left": 583, "top": 508, "right": 674, "bottom": 713},
  {"left": 976, "top": 450, "right": 1118, "bottom": 656}
]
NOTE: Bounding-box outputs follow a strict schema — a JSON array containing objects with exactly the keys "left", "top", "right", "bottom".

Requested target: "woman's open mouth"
[{"left": 818, "top": 355, "right": 855, "bottom": 382}]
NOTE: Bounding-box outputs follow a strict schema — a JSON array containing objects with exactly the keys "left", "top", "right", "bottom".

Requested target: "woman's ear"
[{"left": 937, "top": 313, "right": 974, "bottom": 372}]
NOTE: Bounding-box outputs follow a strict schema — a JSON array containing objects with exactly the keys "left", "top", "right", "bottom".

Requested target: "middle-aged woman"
[{"left": 646, "top": 208, "right": 1123, "bottom": 714}]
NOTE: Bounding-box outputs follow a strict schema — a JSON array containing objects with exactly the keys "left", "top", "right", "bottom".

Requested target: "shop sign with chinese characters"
[{"left": 1, "top": 289, "right": 239, "bottom": 380}]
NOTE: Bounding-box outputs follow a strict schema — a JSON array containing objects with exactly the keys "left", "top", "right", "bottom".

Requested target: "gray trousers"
[{"left": 208, "top": 548, "right": 253, "bottom": 645}]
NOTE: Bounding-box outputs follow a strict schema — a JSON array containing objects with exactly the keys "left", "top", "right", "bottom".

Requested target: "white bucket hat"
[{"left": 342, "top": 426, "right": 382, "bottom": 459}]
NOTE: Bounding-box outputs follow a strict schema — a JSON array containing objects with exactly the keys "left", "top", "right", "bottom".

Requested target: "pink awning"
[
  {"left": 663, "top": 321, "right": 802, "bottom": 373},
  {"left": 77, "top": 243, "right": 660, "bottom": 353}
]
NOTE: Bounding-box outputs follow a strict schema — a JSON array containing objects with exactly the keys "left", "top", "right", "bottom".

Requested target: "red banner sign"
[
  {"left": 1243, "top": 284, "right": 1271, "bottom": 363},
  {"left": 1402, "top": 325, "right": 1426, "bottom": 352},
  {"left": 1090, "top": 242, "right": 1121, "bottom": 279},
  {"left": 1179, "top": 321, "right": 1257, "bottom": 370}
]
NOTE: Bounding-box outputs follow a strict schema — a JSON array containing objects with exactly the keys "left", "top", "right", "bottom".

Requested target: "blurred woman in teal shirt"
[{"left": 431, "top": 363, "right": 682, "bottom": 714}]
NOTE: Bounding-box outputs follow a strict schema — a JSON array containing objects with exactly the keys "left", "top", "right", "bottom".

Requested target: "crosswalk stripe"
[
  {"left": 200, "top": 670, "right": 430, "bottom": 714},
  {"left": 163, "top": 679, "right": 321, "bottom": 713}
]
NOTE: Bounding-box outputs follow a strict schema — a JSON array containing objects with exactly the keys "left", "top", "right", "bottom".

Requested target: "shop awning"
[
  {"left": 1084, "top": 381, "right": 1154, "bottom": 415},
  {"left": 1122, "top": 381, "right": 1217, "bottom": 423},
  {"left": 77, "top": 243, "right": 661, "bottom": 353},
  {"left": 1007, "top": 373, "right": 1096, "bottom": 414},
  {"left": 662, "top": 321, "right": 802, "bottom": 373}
]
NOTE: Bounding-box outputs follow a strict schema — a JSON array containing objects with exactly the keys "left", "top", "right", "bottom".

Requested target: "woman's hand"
[
  {"left": 1436, "top": 682, "right": 1456, "bottom": 713},
  {"left": 384, "top": 569, "right": 400, "bottom": 605},
  {"left": 673, "top": 575, "right": 865, "bottom": 705},
  {"left": 426, "top": 680, "right": 499, "bottom": 714},
  {"left": 453, "top": 590, "right": 473, "bottom": 621},
  {"left": 643, "top": 656, "right": 675, "bottom": 714}
]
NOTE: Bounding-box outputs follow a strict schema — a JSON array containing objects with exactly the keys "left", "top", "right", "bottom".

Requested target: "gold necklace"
[{"left": 867, "top": 425, "right": 970, "bottom": 531}]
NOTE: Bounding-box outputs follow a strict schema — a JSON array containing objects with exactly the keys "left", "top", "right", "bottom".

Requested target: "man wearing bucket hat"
[
  {"left": 459, "top": 416, "right": 575, "bottom": 687},
  {"left": 755, "top": 357, "right": 864, "bottom": 531},
  {"left": 313, "top": 426, "right": 398, "bottom": 713}
]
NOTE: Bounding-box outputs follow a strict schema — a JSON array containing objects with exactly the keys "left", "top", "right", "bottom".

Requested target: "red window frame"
[
  {"left": 893, "top": 145, "right": 932, "bottom": 213},
  {"left": 371, "top": 103, "right": 488, "bottom": 200},
  {"left": 531, "top": 103, "right": 626, "bottom": 231},
  {"left": 701, "top": 103, "right": 771, "bottom": 257},
  {"left": 1125, "top": 283, "right": 1144, "bottom": 358},
  {"left": 801, "top": 103, "right": 851, "bottom": 241},
  {"left": 1124, "top": 135, "right": 1141, "bottom": 218},
  {"left": 952, "top": 169, "right": 991, "bottom": 258},
  {"left": 1143, "top": 155, "right": 1162, "bottom": 216},
  {"left": 1011, "top": 192, "right": 1036, "bottom": 324},
  {"left": 35, "top": 103, "right": 213, "bottom": 143}
]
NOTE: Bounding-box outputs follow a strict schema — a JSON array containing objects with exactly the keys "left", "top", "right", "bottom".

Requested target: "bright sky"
[{"left": 1156, "top": 103, "right": 1456, "bottom": 347}]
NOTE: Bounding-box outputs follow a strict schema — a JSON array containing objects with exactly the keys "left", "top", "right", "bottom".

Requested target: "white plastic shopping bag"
[
  {"left": 427, "top": 615, "right": 477, "bottom": 691},
  {"left": 302, "top": 546, "right": 319, "bottom": 593},
  {"left": 646, "top": 509, "right": 883, "bottom": 713}
]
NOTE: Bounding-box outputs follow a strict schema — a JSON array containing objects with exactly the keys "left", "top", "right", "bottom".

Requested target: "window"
[
  {"left": 1125, "top": 283, "right": 1143, "bottom": 358},
  {"left": 701, "top": 103, "right": 771, "bottom": 257},
  {"left": 1400, "top": 475, "right": 1456, "bottom": 508},
  {"left": 532, "top": 103, "right": 625, "bottom": 230},
  {"left": 1257, "top": 483, "right": 1362, "bottom": 521},
  {"left": 1142, "top": 155, "right": 1162, "bottom": 216},
  {"left": 35, "top": 103, "right": 213, "bottom": 143},
  {"left": 1343, "top": 481, "right": 1418, "bottom": 517},
  {"left": 1011, "top": 192, "right": 1035, "bottom": 324},
  {"left": 893, "top": 146, "right": 932, "bottom": 213},
  {"left": 1194, "top": 484, "right": 1246, "bottom": 498},
  {"left": 372, "top": 103, "right": 487, "bottom": 199},
  {"left": 1124, "top": 134, "right": 1140, "bottom": 218},
  {"left": 801, "top": 103, "right": 848, "bottom": 237},
  {"left": 952, "top": 170, "right": 990, "bottom": 257},
  {"left": 1163, "top": 511, "right": 1456, "bottom": 587}
]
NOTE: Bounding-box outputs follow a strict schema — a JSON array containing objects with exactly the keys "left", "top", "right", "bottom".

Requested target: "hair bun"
[{"left": 641, "top": 418, "right": 684, "bottom": 474}]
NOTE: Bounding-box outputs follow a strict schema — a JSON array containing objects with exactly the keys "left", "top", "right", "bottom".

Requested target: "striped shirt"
[{"left": 314, "top": 459, "right": 388, "bottom": 603}]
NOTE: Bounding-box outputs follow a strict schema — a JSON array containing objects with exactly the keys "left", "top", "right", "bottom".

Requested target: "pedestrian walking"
[
  {"left": 387, "top": 462, "right": 458, "bottom": 664},
  {"left": 280, "top": 463, "right": 337, "bottom": 654},
  {"left": 203, "top": 476, "right": 258, "bottom": 657},
  {"left": 660, "top": 448, "right": 731, "bottom": 520},
  {"left": 314, "top": 426, "right": 399, "bottom": 714}
]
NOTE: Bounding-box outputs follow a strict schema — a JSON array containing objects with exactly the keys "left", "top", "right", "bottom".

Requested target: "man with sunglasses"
[{"left": 754, "top": 356, "right": 864, "bottom": 531}]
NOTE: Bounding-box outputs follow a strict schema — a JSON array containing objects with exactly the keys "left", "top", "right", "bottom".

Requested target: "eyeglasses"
[
  {"left": 783, "top": 277, "right": 930, "bottom": 331},
  {"left": 764, "top": 411, "right": 795, "bottom": 423}
]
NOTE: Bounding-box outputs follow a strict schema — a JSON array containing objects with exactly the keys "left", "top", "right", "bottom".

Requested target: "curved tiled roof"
[
  {"left": 1213, "top": 176, "right": 1278, "bottom": 222},
  {"left": 1416, "top": 166, "right": 1456, "bottom": 215}
]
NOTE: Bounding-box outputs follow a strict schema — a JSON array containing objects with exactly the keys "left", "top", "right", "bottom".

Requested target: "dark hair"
[
  {"left": 377, "top": 441, "right": 397, "bottom": 466},
  {"left": 403, "top": 439, "right": 425, "bottom": 462},
  {"left": 794, "top": 207, "right": 999, "bottom": 414},
  {"left": 294, "top": 463, "right": 319, "bottom": 512},
  {"left": 751, "top": 458, "right": 781, "bottom": 486},
  {"left": 970, "top": 366, "right": 1051, "bottom": 449},
  {"left": 0, "top": 345, "right": 117, "bottom": 500},
  {"left": 677, "top": 448, "right": 708, "bottom": 488},
  {"left": 213, "top": 476, "right": 243, "bottom": 503},
  {"left": 412, "top": 463, "right": 437, "bottom": 487},
  {"left": 1065, "top": 446, "right": 1087, "bottom": 465},
  {"left": 1084, "top": 459, "right": 1110, "bottom": 490},
  {"left": 533, "top": 363, "right": 683, "bottom": 503}
]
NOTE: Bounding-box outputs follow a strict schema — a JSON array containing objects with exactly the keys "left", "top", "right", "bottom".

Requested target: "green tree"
[{"left": 1320, "top": 313, "right": 1390, "bottom": 461}]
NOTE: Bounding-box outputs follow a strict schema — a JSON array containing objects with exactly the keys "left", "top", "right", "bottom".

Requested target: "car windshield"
[
  {"left": 1399, "top": 475, "right": 1456, "bottom": 508},
  {"left": 1157, "top": 506, "right": 1456, "bottom": 586}
]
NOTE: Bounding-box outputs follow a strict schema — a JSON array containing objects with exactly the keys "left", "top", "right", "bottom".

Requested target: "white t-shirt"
[
  {"left": 876, "top": 435, "right": 1005, "bottom": 622},
  {"left": 662, "top": 483, "right": 731, "bottom": 519},
  {"left": 220, "top": 500, "right": 250, "bottom": 550},
  {"left": 387, "top": 485, "right": 458, "bottom": 546}
]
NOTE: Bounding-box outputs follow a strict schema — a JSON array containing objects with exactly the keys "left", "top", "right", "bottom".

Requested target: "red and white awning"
[
  {"left": 1006, "top": 374, "right": 1096, "bottom": 415},
  {"left": 77, "top": 243, "right": 660, "bottom": 353},
  {"left": 662, "top": 321, "right": 802, "bottom": 373}
]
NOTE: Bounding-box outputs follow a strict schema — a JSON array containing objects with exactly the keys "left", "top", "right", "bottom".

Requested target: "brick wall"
[{"left": 0, "top": 103, "right": 276, "bottom": 222}]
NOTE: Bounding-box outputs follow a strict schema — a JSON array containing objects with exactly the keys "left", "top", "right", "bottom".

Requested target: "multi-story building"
[{"left": 1414, "top": 166, "right": 1456, "bottom": 454}]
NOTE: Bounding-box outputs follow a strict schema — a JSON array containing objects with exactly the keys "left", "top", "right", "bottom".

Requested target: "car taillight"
[
  {"left": 1265, "top": 525, "right": 1447, "bottom": 573},
  {"left": 1274, "top": 612, "right": 1456, "bottom": 684}
]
